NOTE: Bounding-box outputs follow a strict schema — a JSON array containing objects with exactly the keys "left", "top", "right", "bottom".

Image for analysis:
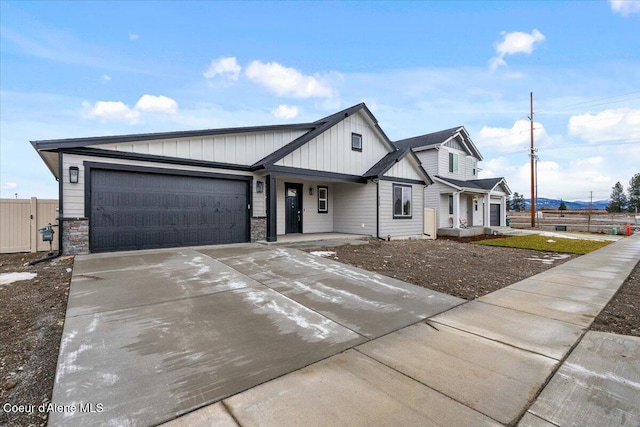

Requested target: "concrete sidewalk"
[{"left": 167, "top": 234, "right": 640, "bottom": 426}]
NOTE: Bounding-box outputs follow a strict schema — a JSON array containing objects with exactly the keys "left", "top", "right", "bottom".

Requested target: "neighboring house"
[
  {"left": 396, "top": 126, "right": 511, "bottom": 235},
  {"left": 32, "top": 103, "right": 433, "bottom": 254}
]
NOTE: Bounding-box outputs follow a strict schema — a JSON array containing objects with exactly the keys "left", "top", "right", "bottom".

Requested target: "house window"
[
  {"left": 351, "top": 133, "right": 362, "bottom": 152},
  {"left": 449, "top": 195, "right": 454, "bottom": 215},
  {"left": 317, "top": 186, "right": 328, "bottom": 213},
  {"left": 393, "top": 184, "right": 412, "bottom": 218},
  {"left": 448, "top": 152, "right": 459, "bottom": 173},
  {"left": 472, "top": 160, "right": 477, "bottom": 176},
  {"left": 474, "top": 199, "right": 478, "bottom": 211}
]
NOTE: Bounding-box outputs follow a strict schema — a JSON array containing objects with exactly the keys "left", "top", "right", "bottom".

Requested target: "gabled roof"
[
  {"left": 395, "top": 126, "right": 483, "bottom": 161},
  {"left": 253, "top": 103, "right": 395, "bottom": 169},
  {"left": 31, "top": 123, "right": 317, "bottom": 151},
  {"left": 435, "top": 175, "right": 512, "bottom": 194},
  {"left": 363, "top": 147, "right": 433, "bottom": 184}
]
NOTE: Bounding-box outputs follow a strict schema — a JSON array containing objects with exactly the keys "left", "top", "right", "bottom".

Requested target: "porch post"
[
  {"left": 266, "top": 174, "right": 277, "bottom": 242},
  {"left": 484, "top": 193, "right": 490, "bottom": 227},
  {"left": 501, "top": 195, "right": 506, "bottom": 226},
  {"left": 453, "top": 192, "right": 460, "bottom": 229}
]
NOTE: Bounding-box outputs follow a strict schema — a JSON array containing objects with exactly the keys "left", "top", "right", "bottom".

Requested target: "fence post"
[{"left": 30, "top": 197, "right": 38, "bottom": 253}]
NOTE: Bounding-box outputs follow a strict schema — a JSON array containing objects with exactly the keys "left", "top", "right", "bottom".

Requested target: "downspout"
[
  {"left": 374, "top": 179, "right": 380, "bottom": 240},
  {"left": 30, "top": 150, "right": 63, "bottom": 265}
]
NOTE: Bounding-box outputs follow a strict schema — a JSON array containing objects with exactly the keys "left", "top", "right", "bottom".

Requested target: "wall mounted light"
[
  {"left": 309, "top": 187, "right": 314, "bottom": 196},
  {"left": 256, "top": 180, "right": 264, "bottom": 193},
  {"left": 69, "top": 166, "right": 79, "bottom": 184}
]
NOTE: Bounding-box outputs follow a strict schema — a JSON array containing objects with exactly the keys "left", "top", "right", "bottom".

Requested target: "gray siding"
[
  {"left": 333, "top": 182, "right": 376, "bottom": 236},
  {"left": 276, "top": 178, "right": 334, "bottom": 235},
  {"left": 96, "top": 129, "right": 308, "bottom": 166},
  {"left": 415, "top": 150, "right": 439, "bottom": 177},
  {"left": 423, "top": 182, "right": 452, "bottom": 228},
  {"left": 378, "top": 181, "right": 424, "bottom": 238}
]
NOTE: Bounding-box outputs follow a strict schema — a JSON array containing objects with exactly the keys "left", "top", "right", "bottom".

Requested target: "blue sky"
[{"left": 1, "top": 0, "right": 639, "bottom": 201}]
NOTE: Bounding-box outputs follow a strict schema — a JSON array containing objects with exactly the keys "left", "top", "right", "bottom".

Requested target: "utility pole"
[
  {"left": 529, "top": 92, "right": 536, "bottom": 228},
  {"left": 587, "top": 191, "right": 593, "bottom": 233}
]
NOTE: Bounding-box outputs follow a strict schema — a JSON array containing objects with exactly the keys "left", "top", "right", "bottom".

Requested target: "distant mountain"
[{"left": 520, "top": 198, "right": 609, "bottom": 210}]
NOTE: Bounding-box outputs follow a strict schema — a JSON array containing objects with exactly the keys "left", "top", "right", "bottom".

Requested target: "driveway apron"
[{"left": 49, "top": 244, "right": 463, "bottom": 426}]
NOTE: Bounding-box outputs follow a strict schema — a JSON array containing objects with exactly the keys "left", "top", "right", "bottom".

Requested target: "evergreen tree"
[
  {"left": 511, "top": 192, "right": 525, "bottom": 212},
  {"left": 628, "top": 173, "right": 640, "bottom": 213},
  {"left": 606, "top": 181, "right": 627, "bottom": 213},
  {"left": 511, "top": 192, "right": 519, "bottom": 211},
  {"left": 558, "top": 200, "right": 567, "bottom": 211}
]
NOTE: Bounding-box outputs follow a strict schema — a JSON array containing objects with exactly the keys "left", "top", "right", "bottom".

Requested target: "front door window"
[{"left": 285, "top": 184, "right": 303, "bottom": 233}]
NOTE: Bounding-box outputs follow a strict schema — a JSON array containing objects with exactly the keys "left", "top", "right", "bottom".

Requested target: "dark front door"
[
  {"left": 285, "top": 183, "right": 303, "bottom": 234},
  {"left": 490, "top": 203, "right": 500, "bottom": 226}
]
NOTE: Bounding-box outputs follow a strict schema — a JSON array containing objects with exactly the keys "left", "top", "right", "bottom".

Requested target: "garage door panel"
[{"left": 90, "top": 169, "right": 248, "bottom": 252}]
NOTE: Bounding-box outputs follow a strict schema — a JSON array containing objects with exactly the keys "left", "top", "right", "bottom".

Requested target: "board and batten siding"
[
  {"left": 275, "top": 111, "right": 391, "bottom": 175},
  {"left": 333, "top": 182, "right": 376, "bottom": 236},
  {"left": 95, "top": 129, "right": 308, "bottom": 166},
  {"left": 378, "top": 181, "right": 424, "bottom": 238},
  {"left": 61, "top": 153, "right": 260, "bottom": 218},
  {"left": 383, "top": 156, "right": 424, "bottom": 181},
  {"left": 276, "top": 178, "right": 334, "bottom": 235}
]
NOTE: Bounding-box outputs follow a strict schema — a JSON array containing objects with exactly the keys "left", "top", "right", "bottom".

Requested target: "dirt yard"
[
  {"left": 1, "top": 237, "right": 638, "bottom": 426},
  {"left": 0, "top": 253, "right": 73, "bottom": 427}
]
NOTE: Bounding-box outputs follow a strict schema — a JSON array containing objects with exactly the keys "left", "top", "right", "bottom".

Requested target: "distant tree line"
[{"left": 606, "top": 173, "right": 640, "bottom": 213}]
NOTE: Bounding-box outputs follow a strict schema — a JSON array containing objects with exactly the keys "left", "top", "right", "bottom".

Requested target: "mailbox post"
[{"left": 38, "top": 223, "right": 55, "bottom": 255}]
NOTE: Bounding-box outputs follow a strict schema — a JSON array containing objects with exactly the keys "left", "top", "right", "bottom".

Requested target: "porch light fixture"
[
  {"left": 309, "top": 187, "right": 314, "bottom": 196},
  {"left": 69, "top": 166, "right": 79, "bottom": 184},
  {"left": 256, "top": 180, "right": 264, "bottom": 193}
]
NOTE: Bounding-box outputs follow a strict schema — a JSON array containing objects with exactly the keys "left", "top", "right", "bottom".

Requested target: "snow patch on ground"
[
  {"left": 525, "top": 253, "right": 571, "bottom": 265},
  {"left": 310, "top": 251, "right": 337, "bottom": 257},
  {"left": 0, "top": 272, "right": 37, "bottom": 286}
]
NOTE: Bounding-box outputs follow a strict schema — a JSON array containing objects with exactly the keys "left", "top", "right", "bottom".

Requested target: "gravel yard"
[{"left": 1, "top": 236, "right": 637, "bottom": 426}]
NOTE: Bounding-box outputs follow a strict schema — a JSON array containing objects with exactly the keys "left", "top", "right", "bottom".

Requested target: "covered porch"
[
  {"left": 434, "top": 177, "right": 511, "bottom": 237},
  {"left": 259, "top": 173, "right": 377, "bottom": 243}
]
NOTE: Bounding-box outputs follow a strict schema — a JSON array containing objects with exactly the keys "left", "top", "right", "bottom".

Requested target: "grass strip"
[{"left": 474, "top": 234, "right": 612, "bottom": 254}]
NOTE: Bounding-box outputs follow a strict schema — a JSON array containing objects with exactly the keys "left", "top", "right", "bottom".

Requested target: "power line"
[{"left": 537, "top": 90, "right": 640, "bottom": 115}]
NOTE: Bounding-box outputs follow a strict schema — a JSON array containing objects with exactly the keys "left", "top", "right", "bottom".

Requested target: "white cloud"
[
  {"left": 478, "top": 119, "right": 550, "bottom": 152},
  {"left": 245, "top": 60, "right": 334, "bottom": 99},
  {"left": 85, "top": 101, "right": 140, "bottom": 123},
  {"left": 103, "top": 74, "right": 111, "bottom": 81},
  {"left": 1, "top": 182, "right": 18, "bottom": 190},
  {"left": 84, "top": 94, "right": 178, "bottom": 123},
  {"left": 129, "top": 33, "right": 139, "bottom": 41},
  {"left": 135, "top": 94, "right": 178, "bottom": 114},
  {"left": 610, "top": 0, "right": 640, "bottom": 16},
  {"left": 272, "top": 104, "right": 299, "bottom": 119},
  {"left": 490, "top": 29, "right": 545, "bottom": 70},
  {"left": 203, "top": 56, "right": 242, "bottom": 81},
  {"left": 568, "top": 108, "right": 640, "bottom": 143}
]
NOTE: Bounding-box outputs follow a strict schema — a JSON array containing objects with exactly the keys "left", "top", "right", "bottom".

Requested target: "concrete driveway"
[{"left": 49, "top": 244, "right": 463, "bottom": 426}]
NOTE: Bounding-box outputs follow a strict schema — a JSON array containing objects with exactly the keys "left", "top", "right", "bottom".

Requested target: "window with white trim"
[
  {"left": 351, "top": 133, "right": 362, "bottom": 152},
  {"left": 393, "top": 184, "right": 412, "bottom": 218},
  {"left": 448, "top": 152, "right": 459, "bottom": 173},
  {"left": 317, "top": 186, "right": 328, "bottom": 213}
]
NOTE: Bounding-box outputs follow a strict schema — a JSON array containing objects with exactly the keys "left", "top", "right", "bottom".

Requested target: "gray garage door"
[
  {"left": 490, "top": 203, "right": 501, "bottom": 226},
  {"left": 90, "top": 169, "right": 249, "bottom": 253}
]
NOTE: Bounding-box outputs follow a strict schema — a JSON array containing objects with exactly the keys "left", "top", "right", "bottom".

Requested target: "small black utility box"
[
  {"left": 555, "top": 225, "right": 567, "bottom": 231},
  {"left": 38, "top": 223, "right": 55, "bottom": 242}
]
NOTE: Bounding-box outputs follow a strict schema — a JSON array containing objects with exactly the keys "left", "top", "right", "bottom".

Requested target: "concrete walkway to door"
[{"left": 48, "top": 244, "right": 463, "bottom": 427}]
